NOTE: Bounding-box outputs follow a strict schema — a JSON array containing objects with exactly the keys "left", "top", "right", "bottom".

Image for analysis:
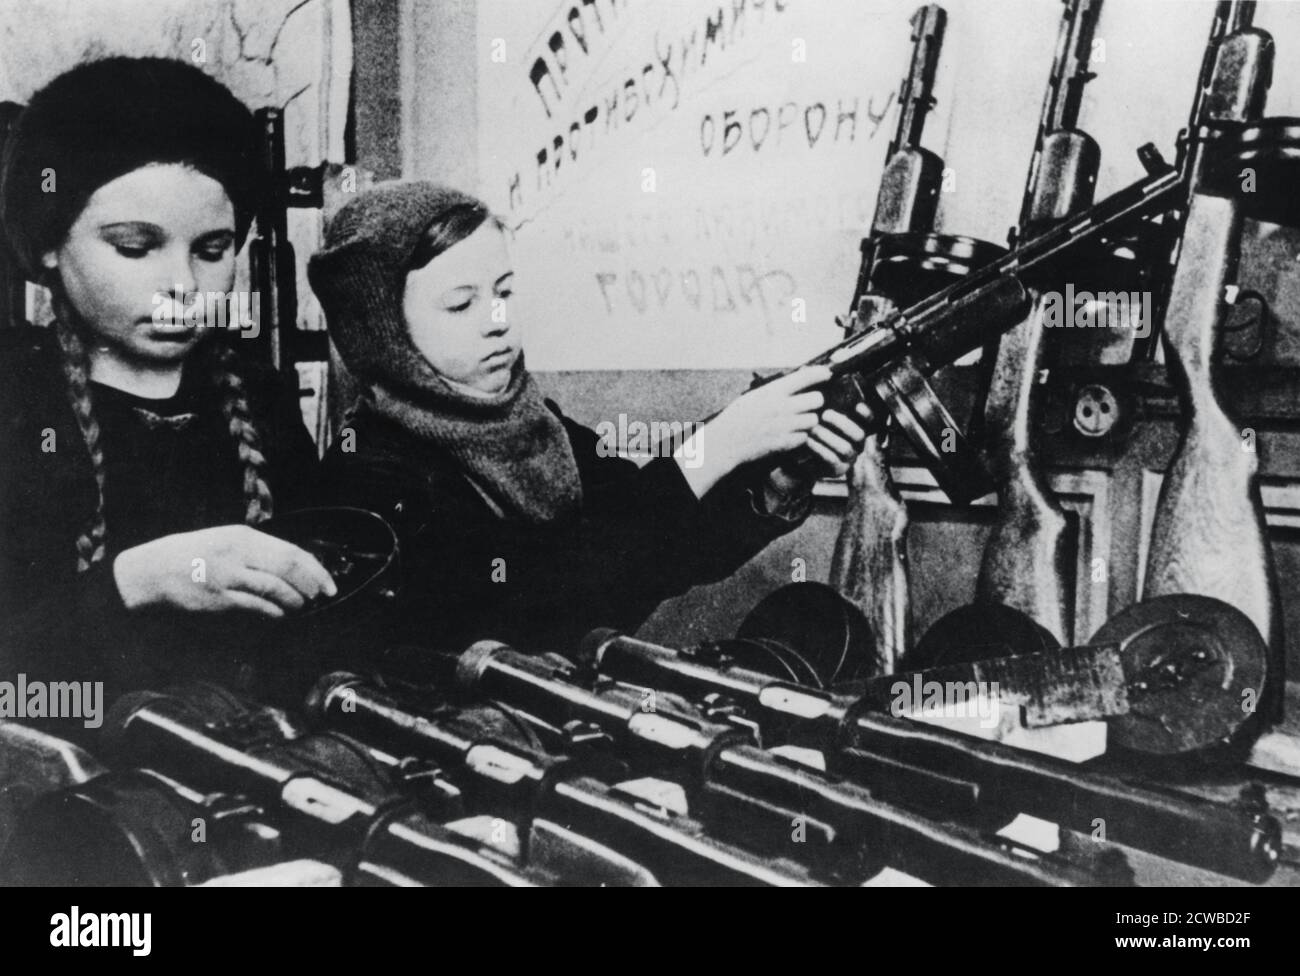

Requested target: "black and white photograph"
[{"left": 0, "top": 0, "right": 1298, "bottom": 925}]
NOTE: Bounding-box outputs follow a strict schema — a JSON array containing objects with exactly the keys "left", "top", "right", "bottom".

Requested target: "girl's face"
[
  {"left": 403, "top": 221, "right": 519, "bottom": 396},
  {"left": 42, "top": 163, "right": 238, "bottom": 366}
]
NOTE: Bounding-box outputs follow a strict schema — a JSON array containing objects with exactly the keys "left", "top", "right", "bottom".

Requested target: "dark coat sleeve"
[{"left": 318, "top": 401, "right": 808, "bottom": 655}]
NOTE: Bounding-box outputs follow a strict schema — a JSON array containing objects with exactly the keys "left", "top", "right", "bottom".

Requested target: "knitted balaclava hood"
[
  {"left": 308, "top": 181, "right": 582, "bottom": 524},
  {"left": 0, "top": 56, "right": 262, "bottom": 283}
]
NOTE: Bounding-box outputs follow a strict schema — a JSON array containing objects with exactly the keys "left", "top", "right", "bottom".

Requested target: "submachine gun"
[
  {"left": 579, "top": 624, "right": 1282, "bottom": 883},
  {"left": 95, "top": 687, "right": 631, "bottom": 886},
  {"left": 830, "top": 3, "right": 974, "bottom": 674},
  {"left": 306, "top": 673, "right": 822, "bottom": 886},
  {"left": 752, "top": 0, "right": 1300, "bottom": 512},
  {"left": 449, "top": 641, "right": 1130, "bottom": 886}
]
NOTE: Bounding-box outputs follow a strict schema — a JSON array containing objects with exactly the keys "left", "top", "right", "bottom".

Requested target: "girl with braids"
[
  {"left": 309, "top": 182, "right": 872, "bottom": 658},
  {"left": 0, "top": 57, "right": 334, "bottom": 716}
]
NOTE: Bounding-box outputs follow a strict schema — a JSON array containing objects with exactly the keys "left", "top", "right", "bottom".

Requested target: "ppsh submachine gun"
[
  {"left": 0, "top": 667, "right": 1107, "bottom": 886},
  {"left": 3, "top": 684, "right": 659, "bottom": 886},
  {"left": 758, "top": 0, "right": 1300, "bottom": 511},
  {"left": 811, "top": 0, "right": 1289, "bottom": 769},
  {"left": 446, "top": 641, "right": 1127, "bottom": 886},
  {"left": 831, "top": 0, "right": 1107, "bottom": 673},
  {"left": 829, "top": 3, "right": 956, "bottom": 676},
  {"left": 305, "top": 672, "right": 821, "bottom": 886},
  {"left": 579, "top": 614, "right": 1283, "bottom": 884}
]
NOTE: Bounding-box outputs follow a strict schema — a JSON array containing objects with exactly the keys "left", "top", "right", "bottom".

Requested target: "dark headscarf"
[{"left": 308, "top": 182, "right": 582, "bottom": 524}]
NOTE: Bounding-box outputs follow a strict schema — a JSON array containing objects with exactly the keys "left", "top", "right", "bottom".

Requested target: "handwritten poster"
[{"left": 477, "top": 0, "right": 916, "bottom": 370}]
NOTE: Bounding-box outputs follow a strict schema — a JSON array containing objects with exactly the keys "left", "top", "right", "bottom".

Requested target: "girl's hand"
[
  {"left": 796, "top": 405, "right": 874, "bottom": 480},
  {"left": 714, "top": 366, "right": 834, "bottom": 467},
  {"left": 757, "top": 405, "right": 874, "bottom": 513},
  {"left": 113, "top": 525, "right": 338, "bottom": 618},
  {"left": 676, "top": 367, "right": 873, "bottom": 499},
  {"left": 676, "top": 366, "right": 829, "bottom": 498}
]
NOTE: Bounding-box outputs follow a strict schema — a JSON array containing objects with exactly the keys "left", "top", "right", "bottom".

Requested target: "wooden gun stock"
[
  {"left": 977, "top": 290, "right": 1076, "bottom": 644},
  {"left": 831, "top": 429, "right": 910, "bottom": 674},
  {"left": 1142, "top": 1, "right": 1282, "bottom": 725},
  {"left": 976, "top": 0, "right": 1101, "bottom": 645},
  {"left": 1142, "top": 191, "right": 1281, "bottom": 720},
  {"left": 830, "top": 4, "right": 950, "bottom": 670}
]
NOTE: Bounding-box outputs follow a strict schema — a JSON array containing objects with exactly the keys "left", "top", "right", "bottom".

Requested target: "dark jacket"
[
  {"left": 318, "top": 398, "right": 810, "bottom": 658},
  {"left": 0, "top": 324, "right": 319, "bottom": 721}
]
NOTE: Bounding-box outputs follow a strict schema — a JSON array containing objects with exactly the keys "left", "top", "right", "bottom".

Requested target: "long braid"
[
  {"left": 51, "top": 290, "right": 109, "bottom": 571},
  {"left": 53, "top": 291, "right": 274, "bottom": 572},
  {"left": 209, "top": 340, "right": 274, "bottom": 525}
]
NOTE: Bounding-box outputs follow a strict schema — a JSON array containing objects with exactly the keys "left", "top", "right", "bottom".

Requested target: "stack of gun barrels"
[{"left": 0, "top": 630, "right": 1283, "bottom": 887}]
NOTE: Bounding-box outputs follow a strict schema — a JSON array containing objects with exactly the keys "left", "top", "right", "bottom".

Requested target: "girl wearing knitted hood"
[
  {"left": 0, "top": 58, "right": 335, "bottom": 710},
  {"left": 310, "top": 182, "right": 871, "bottom": 656}
]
